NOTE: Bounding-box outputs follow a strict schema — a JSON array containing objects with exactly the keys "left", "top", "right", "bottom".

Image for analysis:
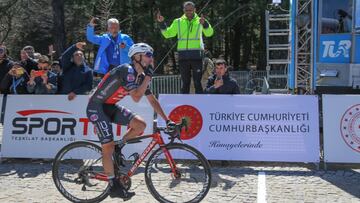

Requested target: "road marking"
[{"left": 257, "top": 172, "right": 267, "bottom": 203}]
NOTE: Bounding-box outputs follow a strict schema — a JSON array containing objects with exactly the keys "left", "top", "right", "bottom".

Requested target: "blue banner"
[{"left": 319, "top": 34, "right": 352, "bottom": 63}]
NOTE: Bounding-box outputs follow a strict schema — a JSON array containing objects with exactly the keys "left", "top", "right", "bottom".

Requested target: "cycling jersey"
[
  {"left": 86, "top": 63, "right": 152, "bottom": 144},
  {"left": 90, "top": 63, "right": 152, "bottom": 104}
]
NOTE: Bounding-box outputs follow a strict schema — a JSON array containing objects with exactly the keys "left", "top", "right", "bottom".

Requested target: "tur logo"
[{"left": 322, "top": 40, "right": 351, "bottom": 58}]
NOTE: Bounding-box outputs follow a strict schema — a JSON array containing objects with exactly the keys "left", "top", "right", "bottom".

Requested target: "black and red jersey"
[{"left": 89, "top": 64, "right": 152, "bottom": 104}]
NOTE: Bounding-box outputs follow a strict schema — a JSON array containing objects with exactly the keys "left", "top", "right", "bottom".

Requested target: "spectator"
[
  {"left": 59, "top": 42, "right": 93, "bottom": 100},
  {"left": 0, "top": 62, "right": 29, "bottom": 94},
  {"left": 27, "top": 55, "right": 57, "bottom": 94},
  {"left": 157, "top": 1, "right": 214, "bottom": 94},
  {"left": 51, "top": 61, "right": 63, "bottom": 94},
  {"left": 33, "top": 52, "right": 42, "bottom": 62},
  {"left": 51, "top": 60, "right": 62, "bottom": 75},
  {"left": 23, "top": 45, "right": 35, "bottom": 58},
  {"left": 87, "top": 17, "right": 134, "bottom": 74},
  {"left": 204, "top": 59, "right": 240, "bottom": 94},
  {"left": 20, "top": 46, "right": 38, "bottom": 74},
  {"left": 0, "top": 46, "right": 13, "bottom": 87}
]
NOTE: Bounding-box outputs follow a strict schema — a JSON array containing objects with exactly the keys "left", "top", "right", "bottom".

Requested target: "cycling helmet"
[{"left": 128, "top": 43, "right": 154, "bottom": 58}]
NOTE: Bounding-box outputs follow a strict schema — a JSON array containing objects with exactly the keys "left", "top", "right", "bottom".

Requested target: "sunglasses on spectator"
[
  {"left": 144, "top": 52, "right": 153, "bottom": 58},
  {"left": 0, "top": 48, "right": 5, "bottom": 54}
]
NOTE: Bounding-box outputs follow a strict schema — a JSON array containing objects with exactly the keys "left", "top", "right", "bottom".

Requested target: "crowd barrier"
[
  {"left": 0, "top": 94, "right": 359, "bottom": 164},
  {"left": 0, "top": 95, "right": 153, "bottom": 159},
  {"left": 158, "top": 95, "right": 320, "bottom": 163},
  {"left": 323, "top": 95, "right": 360, "bottom": 164}
]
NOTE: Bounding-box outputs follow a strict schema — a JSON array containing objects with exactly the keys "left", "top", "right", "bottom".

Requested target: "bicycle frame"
[{"left": 93, "top": 132, "right": 178, "bottom": 181}]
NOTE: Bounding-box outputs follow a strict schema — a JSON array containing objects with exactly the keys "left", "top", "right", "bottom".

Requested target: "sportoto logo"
[
  {"left": 340, "top": 104, "right": 360, "bottom": 153},
  {"left": 13, "top": 109, "right": 125, "bottom": 136},
  {"left": 13, "top": 110, "right": 76, "bottom": 135},
  {"left": 168, "top": 105, "right": 203, "bottom": 140}
]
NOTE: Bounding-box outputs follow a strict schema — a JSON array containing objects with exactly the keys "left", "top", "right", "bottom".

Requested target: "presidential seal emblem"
[{"left": 340, "top": 104, "right": 360, "bottom": 153}]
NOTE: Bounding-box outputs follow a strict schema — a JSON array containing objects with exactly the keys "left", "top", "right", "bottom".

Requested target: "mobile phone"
[
  {"left": 94, "top": 17, "right": 101, "bottom": 25},
  {"left": 34, "top": 70, "right": 46, "bottom": 77},
  {"left": 216, "top": 75, "right": 222, "bottom": 80}
]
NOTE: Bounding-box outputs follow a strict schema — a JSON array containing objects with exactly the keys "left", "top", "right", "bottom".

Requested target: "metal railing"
[
  {"left": 151, "top": 71, "right": 285, "bottom": 95},
  {"left": 230, "top": 71, "right": 268, "bottom": 93},
  {"left": 151, "top": 75, "right": 182, "bottom": 95},
  {"left": 92, "top": 71, "right": 287, "bottom": 96}
]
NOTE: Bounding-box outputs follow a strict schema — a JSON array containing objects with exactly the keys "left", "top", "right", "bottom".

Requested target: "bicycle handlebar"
[{"left": 157, "top": 118, "right": 188, "bottom": 143}]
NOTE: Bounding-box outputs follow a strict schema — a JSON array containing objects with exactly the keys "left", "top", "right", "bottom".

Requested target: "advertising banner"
[
  {"left": 323, "top": 95, "right": 360, "bottom": 163},
  {"left": 159, "top": 95, "right": 320, "bottom": 162},
  {"left": 1, "top": 95, "right": 153, "bottom": 159}
]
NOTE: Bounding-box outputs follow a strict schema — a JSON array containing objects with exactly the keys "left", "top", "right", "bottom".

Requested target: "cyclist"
[{"left": 86, "top": 43, "right": 174, "bottom": 200}]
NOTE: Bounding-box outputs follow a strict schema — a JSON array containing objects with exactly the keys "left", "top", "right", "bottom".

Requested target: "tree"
[
  {"left": 0, "top": 0, "right": 269, "bottom": 71},
  {"left": 52, "top": 0, "right": 66, "bottom": 58},
  {"left": 0, "top": 0, "right": 19, "bottom": 44}
]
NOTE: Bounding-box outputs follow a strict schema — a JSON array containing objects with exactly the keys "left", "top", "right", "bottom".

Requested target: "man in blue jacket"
[
  {"left": 59, "top": 42, "right": 93, "bottom": 100},
  {"left": 87, "top": 18, "right": 134, "bottom": 74}
]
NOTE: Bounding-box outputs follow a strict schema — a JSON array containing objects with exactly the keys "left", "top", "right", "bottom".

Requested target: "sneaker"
[{"left": 109, "top": 179, "right": 135, "bottom": 200}]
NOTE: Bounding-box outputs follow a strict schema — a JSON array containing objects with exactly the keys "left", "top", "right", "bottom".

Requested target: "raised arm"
[
  {"left": 86, "top": 18, "right": 102, "bottom": 45},
  {"left": 59, "top": 44, "right": 76, "bottom": 73},
  {"left": 200, "top": 14, "right": 214, "bottom": 37},
  {"left": 157, "top": 12, "right": 178, "bottom": 39}
]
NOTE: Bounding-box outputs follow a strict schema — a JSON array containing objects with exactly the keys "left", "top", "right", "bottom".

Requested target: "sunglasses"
[
  {"left": 0, "top": 48, "right": 5, "bottom": 54},
  {"left": 215, "top": 62, "right": 226, "bottom": 66},
  {"left": 145, "top": 52, "right": 153, "bottom": 58}
]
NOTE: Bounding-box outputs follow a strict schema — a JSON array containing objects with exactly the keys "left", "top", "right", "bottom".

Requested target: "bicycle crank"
[{"left": 118, "top": 173, "right": 132, "bottom": 191}]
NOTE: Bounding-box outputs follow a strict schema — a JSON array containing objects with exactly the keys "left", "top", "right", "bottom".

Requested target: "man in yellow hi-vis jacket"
[{"left": 157, "top": 1, "right": 214, "bottom": 94}]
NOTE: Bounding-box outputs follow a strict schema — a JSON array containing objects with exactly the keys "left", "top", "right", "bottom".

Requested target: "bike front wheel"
[
  {"left": 145, "top": 143, "right": 211, "bottom": 203},
  {"left": 52, "top": 141, "right": 110, "bottom": 203}
]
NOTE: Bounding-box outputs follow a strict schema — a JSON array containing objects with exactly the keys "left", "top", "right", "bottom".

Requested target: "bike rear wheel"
[
  {"left": 52, "top": 141, "right": 109, "bottom": 203},
  {"left": 145, "top": 143, "right": 211, "bottom": 203}
]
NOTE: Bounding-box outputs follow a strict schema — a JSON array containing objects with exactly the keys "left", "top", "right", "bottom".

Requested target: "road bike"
[{"left": 52, "top": 118, "right": 211, "bottom": 203}]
